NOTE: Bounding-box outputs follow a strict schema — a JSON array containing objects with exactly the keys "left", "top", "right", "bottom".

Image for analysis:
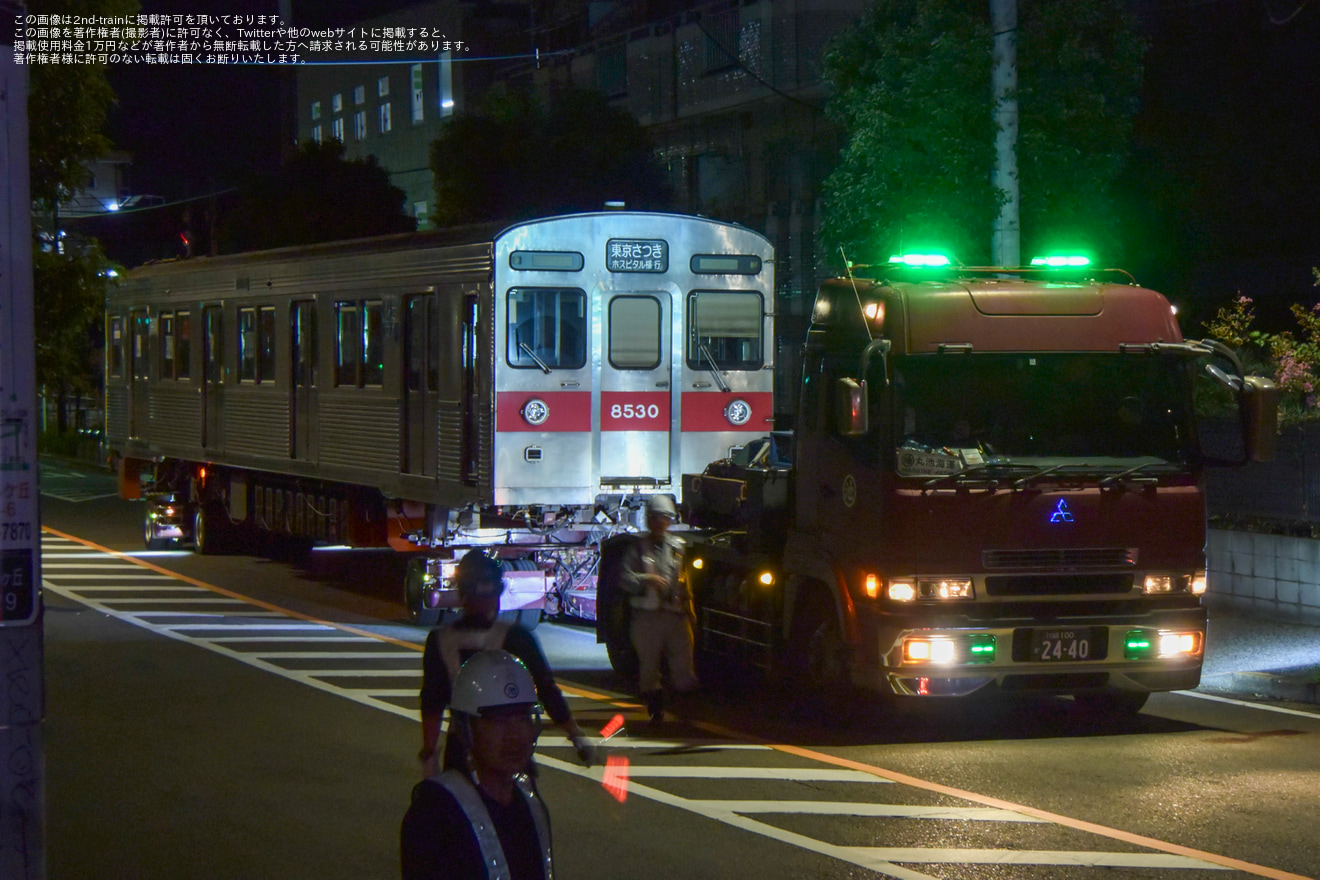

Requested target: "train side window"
[
  {"left": 160, "top": 313, "right": 177, "bottom": 378},
  {"left": 686, "top": 290, "right": 763, "bottom": 371},
  {"left": 176, "top": 311, "right": 191, "bottom": 380},
  {"left": 204, "top": 307, "right": 223, "bottom": 383},
  {"left": 257, "top": 306, "right": 276, "bottom": 383},
  {"left": 131, "top": 311, "right": 149, "bottom": 380},
  {"left": 507, "top": 288, "right": 586, "bottom": 370},
  {"left": 406, "top": 294, "right": 437, "bottom": 391},
  {"left": 608, "top": 296, "right": 661, "bottom": 369},
  {"left": 239, "top": 307, "right": 258, "bottom": 382},
  {"left": 362, "top": 300, "right": 384, "bottom": 386},
  {"left": 335, "top": 301, "right": 361, "bottom": 386},
  {"left": 108, "top": 316, "right": 124, "bottom": 379}
]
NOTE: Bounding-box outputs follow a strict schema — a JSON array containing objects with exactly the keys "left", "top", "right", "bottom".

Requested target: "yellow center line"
[{"left": 42, "top": 526, "right": 1312, "bottom": 879}]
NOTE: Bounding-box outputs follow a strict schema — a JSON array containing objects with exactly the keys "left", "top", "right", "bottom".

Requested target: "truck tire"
[
  {"left": 404, "top": 557, "right": 441, "bottom": 628},
  {"left": 192, "top": 505, "right": 231, "bottom": 555},
  {"left": 793, "top": 590, "right": 852, "bottom": 701},
  {"left": 1073, "top": 691, "right": 1149, "bottom": 717}
]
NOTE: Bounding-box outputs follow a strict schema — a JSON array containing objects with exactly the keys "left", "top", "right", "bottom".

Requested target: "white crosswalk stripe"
[{"left": 41, "top": 532, "right": 1236, "bottom": 878}]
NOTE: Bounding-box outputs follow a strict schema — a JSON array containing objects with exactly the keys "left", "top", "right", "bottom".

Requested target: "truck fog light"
[
  {"left": 1158, "top": 631, "right": 1202, "bottom": 657},
  {"left": 1143, "top": 575, "right": 1174, "bottom": 594},
  {"left": 1190, "top": 572, "right": 1207, "bottom": 595},
  {"left": 903, "top": 638, "right": 955, "bottom": 664},
  {"left": 918, "top": 577, "right": 974, "bottom": 600},
  {"left": 888, "top": 579, "right": 916, "bottom": 602}
]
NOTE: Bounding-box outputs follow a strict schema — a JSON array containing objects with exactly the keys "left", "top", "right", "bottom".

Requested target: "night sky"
[{"left": 98, "top": 0, "right": 1319, "bottom": 324}]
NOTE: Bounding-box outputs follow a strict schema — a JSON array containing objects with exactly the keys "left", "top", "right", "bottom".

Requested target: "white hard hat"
[
  {"left": 648, "top": 495, "right": 678, "bottom": 519},
  {"left": 450, "top": 649, "right": 538, "bottom": 716}
]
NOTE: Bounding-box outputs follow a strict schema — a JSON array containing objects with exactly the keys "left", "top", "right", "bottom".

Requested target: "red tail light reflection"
[{"left": 599, "top": 713, "right": 625, "bottom": 741}]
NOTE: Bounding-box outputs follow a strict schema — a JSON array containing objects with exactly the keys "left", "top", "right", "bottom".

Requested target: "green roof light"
[
  {"left": 888, "top": 253, "right": 951, "bottom": 267},
  {"left": 1030, "top": 255, "right": 1091, "bottom": 268}
]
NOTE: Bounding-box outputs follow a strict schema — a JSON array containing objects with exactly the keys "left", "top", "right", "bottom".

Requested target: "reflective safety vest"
[{"left": 431, "top": 768, "right": 554, "bottom": 880}]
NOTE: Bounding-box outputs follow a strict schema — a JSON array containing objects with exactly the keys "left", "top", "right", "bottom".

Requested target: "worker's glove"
[{"left": 570, "top": 733, "right": 598, "bottom": 767}]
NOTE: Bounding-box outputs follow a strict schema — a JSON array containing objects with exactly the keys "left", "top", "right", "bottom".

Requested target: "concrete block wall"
[{"left": 1206, "top": 529, "right": 1320, "bottom": 624}]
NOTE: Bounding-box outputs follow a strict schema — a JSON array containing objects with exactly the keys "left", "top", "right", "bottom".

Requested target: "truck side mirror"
[
  {"left": 1242, "top": 375, "right": 1279, "bottom": 462},
  {"left": 835, "top": 377, "right": 868, "bottom": 436}
]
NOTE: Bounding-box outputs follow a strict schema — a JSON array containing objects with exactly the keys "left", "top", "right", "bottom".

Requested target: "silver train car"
[{"left": 106, "top": 211, "right": 775, "bottom": 624}]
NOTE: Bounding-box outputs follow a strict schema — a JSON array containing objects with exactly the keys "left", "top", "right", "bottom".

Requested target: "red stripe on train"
[
  {"left": 680, "top": 391, "right": 773, "bottom": 432},
  {"left": 496, "top": 391, "right": 591, "bottom": 432}
]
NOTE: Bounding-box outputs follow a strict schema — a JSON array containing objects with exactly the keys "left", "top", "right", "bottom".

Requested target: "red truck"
[{"left": 657, "top": 259, "right": 1277, "bottom": 714}]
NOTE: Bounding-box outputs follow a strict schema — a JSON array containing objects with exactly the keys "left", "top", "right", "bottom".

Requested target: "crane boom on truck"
[{"left": 629, "top": 257, "right": 1277, "bottom": 715}]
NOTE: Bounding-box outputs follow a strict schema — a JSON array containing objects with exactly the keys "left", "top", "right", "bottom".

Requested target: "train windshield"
[
  {"left": 686, "top": 290, "right": 763, "bottom": 371},
  {"left": 507, "top": 288, "right": 587, "bottom": 370},
  {"left": 891, "top": 353, "right": 1196, "bottom": 468}
]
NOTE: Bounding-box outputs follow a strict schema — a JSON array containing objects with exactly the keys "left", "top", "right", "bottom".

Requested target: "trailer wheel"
[
  {"left": 143, "top": 509, "right": 173, "bottom": 551},
  {"left": 1073, "top": 691, "right": 1149, "bottom": 717},
  {"left": 405, "top": 557, "right": 441, "bottom": 628},
  {"left": 192, "top": 505, "right": 231, "bottom": 555}
]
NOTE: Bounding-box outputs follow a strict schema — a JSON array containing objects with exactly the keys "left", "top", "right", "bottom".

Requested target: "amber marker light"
[
  {"left": 864, "top": 573, "right": 880, "bottom": 598},
  {"left": 758, "top": 571, "right": 774, "bottom": 586},
  {"left": 691, "top": 557, "right": 704, "bottom": 570}
]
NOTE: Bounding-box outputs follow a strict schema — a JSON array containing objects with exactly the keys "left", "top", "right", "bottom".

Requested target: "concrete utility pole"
[
  {"left": 1, "top": 1, "right": 46, "bottom": 876},
  {"left": 990, "top": 0, "right": 1020, "bottom": 268}
]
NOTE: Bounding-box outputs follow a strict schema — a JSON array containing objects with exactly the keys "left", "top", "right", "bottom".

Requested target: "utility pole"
[
  {"left": 990, "top": 0, "right": 1020, "bottom": 268},
  {"left": 1, "top": 2, "right": 46, "bottom": 877}
]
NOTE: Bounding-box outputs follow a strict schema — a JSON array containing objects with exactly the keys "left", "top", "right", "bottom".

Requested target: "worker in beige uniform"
[{"left": 619, "top": 495, "right": 697, "bottom": 724}]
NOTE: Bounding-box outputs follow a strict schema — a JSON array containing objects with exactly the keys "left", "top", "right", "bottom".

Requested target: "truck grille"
[
  {"left": 983, "top": 548, "right": 1136, "bottom": 570},
  {"left": 985, "top": 574, "right": 1135, "bottom": 596}
]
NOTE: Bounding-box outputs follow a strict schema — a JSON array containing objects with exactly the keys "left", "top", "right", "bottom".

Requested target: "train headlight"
[
  {"left": 521, "top": 398, "right": 550, "bottom": 426},
  {"left": 724, "top": 399, "right": 752, "bottom": 426}
]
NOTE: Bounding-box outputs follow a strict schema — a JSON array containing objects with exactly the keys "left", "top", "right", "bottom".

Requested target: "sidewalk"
[{"left": 1198, "top": 604, "right": 1320, "bottom": 706}]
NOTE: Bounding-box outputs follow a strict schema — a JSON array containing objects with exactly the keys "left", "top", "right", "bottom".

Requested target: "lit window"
[
  {"left": 378, "top": 75, "right": 389, "bottom": 97},
  {"left": 354, "top": 110, "right": 367, "bottom": 141},
  {"left": 413, "top": 200, "right": 428, "bottom": 228},
  {"left": 438, "top": 51, "right": 453, "bottom": 117},
  {"left": 311, "top": 124, "right": 322, "bottom": 144},
  {"left": 310, "top": 100, "right": 321, "bottom": 120},
  {"left": 411, "top": 63, "right": 424, "bottom": 122},
  {"left": 379, "top": 102, "right": 392, "bottom": 134},
  {"left": 331, "top": 117, "right": 344, "bottom": 142},
  {"left": 353, "top": 85, "right": 365, "bottom": 105},
  {"left": 331, "top": 93, "right": 342, "bottom": 113}
]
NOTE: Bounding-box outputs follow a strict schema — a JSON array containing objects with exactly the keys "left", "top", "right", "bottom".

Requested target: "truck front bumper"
[{"left": 863, "top": 604, "right": 1207, "bottom": 697}]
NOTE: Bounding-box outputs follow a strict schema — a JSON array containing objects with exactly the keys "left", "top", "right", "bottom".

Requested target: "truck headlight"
[
  {"left": 887, "top": 579, "right": 916, "bottom": 602},
  {"left": 918, "top": 577, "right": 974, "bottom": 600},
  {"left": 1190, "top": 572, "right": 1207, "bottom": 595},
  {"left": 1142, "top": 574, "right": 1175, "bottom": 594}
]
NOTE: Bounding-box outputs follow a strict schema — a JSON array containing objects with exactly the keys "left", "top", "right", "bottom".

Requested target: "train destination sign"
[{"left": 606, "top": 238, "right": 667, "bottom": 273}]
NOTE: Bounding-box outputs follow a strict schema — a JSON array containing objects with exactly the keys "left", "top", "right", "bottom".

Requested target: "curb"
[{"left": 1199, "top": 671, "right": 1320, "bottom": 706}]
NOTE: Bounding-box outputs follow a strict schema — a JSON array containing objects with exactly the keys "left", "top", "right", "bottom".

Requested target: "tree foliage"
[
  {"left": 33, "top": 244, "right": 114, "bottom": 397},
  {"left": 27, "top": 0, "right": 138, "bottom": 208},
  {"left": 430, "top": 86, "right": 671, "bottom": 226},
  {"left": 821, "top": 0, "right": 1143, "bottom": 267},
  {"left": 218, "top": 140, "right": 415, "bottom": 252}
]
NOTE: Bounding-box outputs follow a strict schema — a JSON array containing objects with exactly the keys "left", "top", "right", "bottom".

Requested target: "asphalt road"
[{"left": 38, "top": 463, "right": 1320, "bottom": 880}]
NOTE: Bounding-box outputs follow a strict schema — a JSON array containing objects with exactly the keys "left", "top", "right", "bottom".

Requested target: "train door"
[
  {"left": 201, "top": 305, "right": 222, "bottom": 448},
  {"left": 129, "top": 309, "right": 150, "bottom": 439},
  {"left": 402, "top": 293, "right": 438, "bottom": 476},
  {"left": 290, "top": 300, "right": 317, "bottom": 461},
  {"left": 600, "top": 292, "right": 673, "bottom": 487}
]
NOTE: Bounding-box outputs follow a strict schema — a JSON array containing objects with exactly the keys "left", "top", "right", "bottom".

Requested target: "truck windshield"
[{"left": 891, "top": 353, "right": 1196, "bottom": 472}]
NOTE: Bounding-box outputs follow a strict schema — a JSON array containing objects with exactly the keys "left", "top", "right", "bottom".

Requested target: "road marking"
[
  {"left": 40, "top": 527, "right": 1309, "bottom": 880},
  {"left": 248, "top": 651, "right": 421, "bottom": 659},
  {"left": 46, "top": 572, "right": 179, "bottom": 579},
  {"left": 694, "top": 801, "right": 1042, "bottom": 821},
  {"left": 44, "top": 584, "right": 209, "bottom": 591},
  {"left": 1179, "top": 689, "right": 1320, "bottom": 719}
]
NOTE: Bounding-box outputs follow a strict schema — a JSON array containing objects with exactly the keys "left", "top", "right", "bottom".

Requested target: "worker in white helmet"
[
  {"left": 619, "top": 495, "right": 697, "bottom": 724},
  {"left": 401, "top": 649, "right": 554, "bottom": 880}
]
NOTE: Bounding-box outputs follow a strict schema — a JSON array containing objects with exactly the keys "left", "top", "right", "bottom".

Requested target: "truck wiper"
[
  {"left": 1098, "top": 461, "right": 1179, "bottom": 490},
  {"left": 922, "top": 462, "right": 1034, "bottom": 490},
  {"left": 1012, "top": 463, "right": 1081, "bottom": 490},
  {"left": 698, "top": 342, "right": 730, "bottom": 392}
]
